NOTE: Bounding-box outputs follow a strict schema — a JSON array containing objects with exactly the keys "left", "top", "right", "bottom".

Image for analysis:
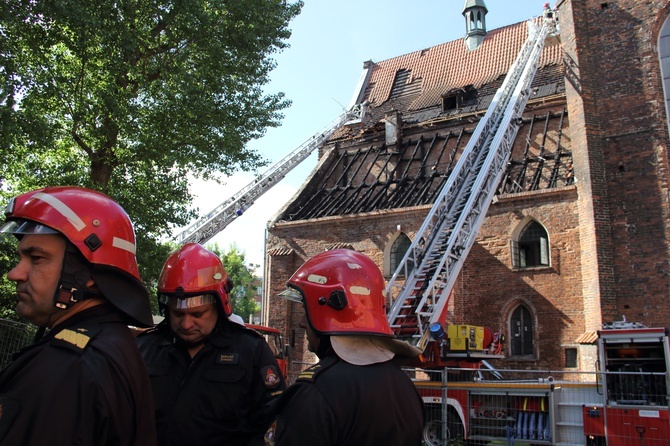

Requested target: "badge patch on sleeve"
[
  {"left": 264, "top": 419, "right": 283, "bottom": 446},
  {"left": 260, "top": 365, "right": 281, "bottom": 388}
]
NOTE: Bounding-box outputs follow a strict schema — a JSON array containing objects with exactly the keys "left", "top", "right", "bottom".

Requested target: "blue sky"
[{"left": 188, "top": 0, "right": 555, "bottom": 270}]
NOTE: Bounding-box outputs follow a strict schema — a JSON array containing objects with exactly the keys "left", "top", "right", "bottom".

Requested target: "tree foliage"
[
  {"left": 0, "top": 0, "right": 302, "bottom": 315},
  {"left": 210, "top": 243, "right": 260, "bottom": 323},
  {"left": 0, "top": 238, "right": 19, "bottom": 321}
]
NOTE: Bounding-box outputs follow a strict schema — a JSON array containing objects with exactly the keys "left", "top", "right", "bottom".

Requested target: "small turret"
[{"left": 462, "top": 0, "right": 488, "bottom": 51}]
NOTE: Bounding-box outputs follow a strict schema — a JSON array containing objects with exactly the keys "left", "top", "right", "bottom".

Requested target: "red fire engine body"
[
  {"left": 582, "top": 322, "right": 670, "bottom": 446},
  {"left": 415, "top": 320, "right": 670, "bottom": 446}
]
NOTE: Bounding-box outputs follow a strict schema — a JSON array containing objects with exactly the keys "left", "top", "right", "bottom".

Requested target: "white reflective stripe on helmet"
[
  {"left": 112, "top": 236, "right": 136, "bottom": 255},
  {"left": 33, "top": 192, "right": 86, "bottom": 231}
]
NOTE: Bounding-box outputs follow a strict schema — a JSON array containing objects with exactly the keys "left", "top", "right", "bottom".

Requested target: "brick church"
[{"left": 261, "top": 0, "right": 670, "bottom": 374}]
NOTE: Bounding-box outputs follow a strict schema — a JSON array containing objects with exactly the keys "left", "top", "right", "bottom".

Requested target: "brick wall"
[
  {"left": 461, "top": 188, "right": 582, "bottom": 370},
  {"left": 566, "top": 0, "right": 670, "bottom": 326}
]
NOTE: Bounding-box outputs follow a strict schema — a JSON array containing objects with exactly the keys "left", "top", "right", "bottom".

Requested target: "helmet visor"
[
  {"left": 159, "top": 293, "right": 217, "bottom": 309},
  {"left": 0, "top": 219, "right": 59, "bottom": 235},
  {"left": 278, "top": 287, "right": 303, "bottom": 303}
]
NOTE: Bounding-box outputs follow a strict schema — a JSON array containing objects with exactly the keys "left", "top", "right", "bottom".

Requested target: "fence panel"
[{"left": 0, "top": 318, "right": 36, "bottom": 369}]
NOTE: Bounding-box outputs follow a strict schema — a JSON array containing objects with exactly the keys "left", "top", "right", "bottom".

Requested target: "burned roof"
[{"left": 275, "top": 19, "right": 571, "bottom": 223}]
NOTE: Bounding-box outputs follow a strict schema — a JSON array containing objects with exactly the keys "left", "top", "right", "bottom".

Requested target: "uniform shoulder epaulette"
[
  {"left": 296, "top": 356, "right": 338, "bottom": 383},
  {"left": 52, "top": 328, "right": 94, "bottom": 353}
]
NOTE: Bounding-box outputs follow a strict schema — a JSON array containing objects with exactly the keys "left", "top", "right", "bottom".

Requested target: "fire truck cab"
[{"left": 582, "top": 321, "right": 670, "bottom": 446}]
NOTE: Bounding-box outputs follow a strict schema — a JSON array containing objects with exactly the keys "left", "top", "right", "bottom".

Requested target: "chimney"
[
  {"left": 462, "top": 0, "right": 488, "bottom": 51},
  {"left": 384, "top": 111, "right": 402, "bottom": 147}
]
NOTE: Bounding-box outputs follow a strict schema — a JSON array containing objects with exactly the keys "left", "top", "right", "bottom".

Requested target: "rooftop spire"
[{"left": 462, "top": 0, "right": 488, "bottom": 51}]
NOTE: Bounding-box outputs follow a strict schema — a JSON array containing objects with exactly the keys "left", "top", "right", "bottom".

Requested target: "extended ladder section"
[
  {"left": 386, "top": 19, "right": 557, "bottom": 352},
  {"left": 174, "top": 103, "right": 366, "bottom": 245}
]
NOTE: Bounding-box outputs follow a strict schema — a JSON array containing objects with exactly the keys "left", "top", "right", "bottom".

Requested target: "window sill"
[
  {"left": 506, "top": 355, "right": 537, "bottom": 361},
  {"left": 511, "top": 265, "right": 552, "bottom": 272}
]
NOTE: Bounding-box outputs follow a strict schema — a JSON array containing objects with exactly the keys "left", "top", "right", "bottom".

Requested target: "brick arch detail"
[
  {"left": 511, "top": 215, "right": 550, "bottom": 244},
  {"left": 651, "top": 1, "right": 670, "bottom": 48}
]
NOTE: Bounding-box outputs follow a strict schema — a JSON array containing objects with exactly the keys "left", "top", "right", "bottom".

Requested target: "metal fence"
[
  {"left": 412, "top": 367, "right": 670, "bottom": 446},
  {"left": 0, "top": 318, "right": 36, "bottom": 369}
]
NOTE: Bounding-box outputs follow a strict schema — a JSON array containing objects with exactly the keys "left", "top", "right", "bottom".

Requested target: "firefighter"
[
  {"left": 543, "top": 2, "right": 554, "bottom": 21},
  {"left": 0, "top": 186, "right": 157, "bottom": 445},
  {"left": 136, "top": 243, "right": 286, "bottom": 446},
  {"left": 262, "top": 249, "right": 425, "bottom": 446}
]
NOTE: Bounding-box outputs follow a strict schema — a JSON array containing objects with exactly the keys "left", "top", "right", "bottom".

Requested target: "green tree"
[
  {"left": 0, "top": 238, "right": 19, "bottom": 321},
  {"left": 0, "top": 0, "right": 302, "bottom": 316},
  {"left": 210, "top": 243, "right": 260, "bottom": 323}
]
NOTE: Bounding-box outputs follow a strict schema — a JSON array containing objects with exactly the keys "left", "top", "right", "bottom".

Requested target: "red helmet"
[
  {"left": 158, "top": 243, "right": 233, "bottom": 317},
  {"left": 3, "top": 186, "right": 141, "bottom": 277},
  {"left": 1, "top": 186, "right": 153, "bottom": 326},
  {"left": 281, "top": 249, "right": 393, "bottom": 336}
]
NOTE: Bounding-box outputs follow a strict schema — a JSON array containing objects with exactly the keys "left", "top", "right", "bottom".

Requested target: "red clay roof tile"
[{"left": 364, "top": 19, "right": 562, "bottom": 111}]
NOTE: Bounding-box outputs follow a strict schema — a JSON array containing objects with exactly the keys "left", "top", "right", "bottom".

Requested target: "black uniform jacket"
[
  {"left": 0, "top": 304, "right": 157, "bottom": 446},
  {"left": 263, "top": 353, "right": 425, "bottom": 446},
  {"left": 136, "top": 321, "right": 286, "bottom": 446}
]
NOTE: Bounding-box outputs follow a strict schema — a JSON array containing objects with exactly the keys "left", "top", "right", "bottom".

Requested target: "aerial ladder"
[
  {"left": 174, "top": 103, "right": 365, "bottom": 245},
  {"left": 174, "top": 100, "right": 369, "bottom": 245},
  {"left": 386, "top": 18, "right": 558, "bottom": 354}
]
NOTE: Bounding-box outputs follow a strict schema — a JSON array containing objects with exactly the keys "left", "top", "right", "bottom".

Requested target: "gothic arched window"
[
  {"left": 389, "top": 232, "right": 413, "bottom": 277},
  {"left": 510, "top": 305, "right": 534, "bottom": 356},
  {"left": 511, "top": 220, "right": 550, "bottom": 268}
]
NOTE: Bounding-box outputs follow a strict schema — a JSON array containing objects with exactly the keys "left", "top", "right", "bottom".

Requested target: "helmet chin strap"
[
  {"left": 31, "top": 244, "right": 98, "bottom": 341},
  {"left": 53, "top": 242, "right": 96, "bottom": 310}
]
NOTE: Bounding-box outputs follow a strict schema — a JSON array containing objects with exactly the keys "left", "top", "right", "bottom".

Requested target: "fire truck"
[
  {"left": 374, "top": 14, "right": 568, "bottom": 444},
  {"left": 414, "top": 320, "right": 670, "bottom": 446}
]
